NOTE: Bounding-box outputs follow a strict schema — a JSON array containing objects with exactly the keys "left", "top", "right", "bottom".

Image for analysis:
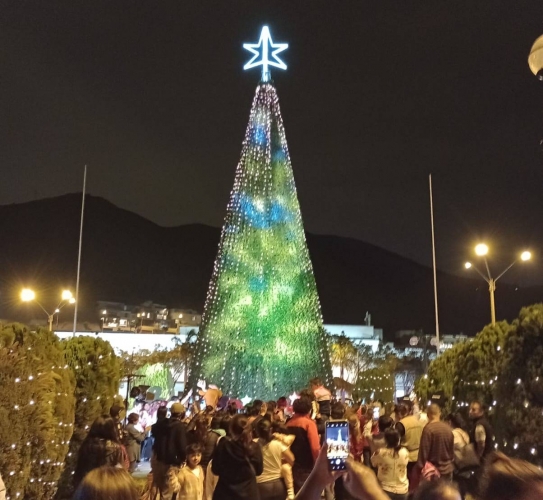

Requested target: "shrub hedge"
[
  {"left": 0, "top": 324, "right": 75, "bottom": 500},
  {"left": 55, "top": 336, "right": 120, "bottom": 499}
]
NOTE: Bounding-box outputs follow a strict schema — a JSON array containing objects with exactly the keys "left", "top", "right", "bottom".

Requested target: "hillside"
[{"left": 0, "top": 194, "right": 541, "bottom": 338}]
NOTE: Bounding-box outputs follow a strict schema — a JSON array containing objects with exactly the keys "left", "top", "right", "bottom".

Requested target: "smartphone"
[
  {"left": 373, "top": 407, "right": 380, "bottom": 419},
  {"left": 325, "top": 420, "right": 349, "bottom": 471}
]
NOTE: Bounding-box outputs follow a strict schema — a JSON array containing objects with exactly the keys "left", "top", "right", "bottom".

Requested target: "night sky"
[{"left": 2, "top": 1, "right": 543, "bottom": 284}]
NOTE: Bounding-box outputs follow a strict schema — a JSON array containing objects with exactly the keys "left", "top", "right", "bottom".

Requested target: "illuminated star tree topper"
[{"left": 243, "top": 26, "right": 288, "bottom": 82}]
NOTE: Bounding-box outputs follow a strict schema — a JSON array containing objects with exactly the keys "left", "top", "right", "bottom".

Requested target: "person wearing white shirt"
[
  {"left": 371, "top": 428, "right": 409, "bottom": 500},
  {"left": 255, "top": 419, "right": 295, "bottom": 500}
]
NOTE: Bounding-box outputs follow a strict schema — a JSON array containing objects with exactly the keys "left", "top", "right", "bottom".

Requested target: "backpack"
[{"left": 455, "top": 443, "right": 480, "bottom": 470}]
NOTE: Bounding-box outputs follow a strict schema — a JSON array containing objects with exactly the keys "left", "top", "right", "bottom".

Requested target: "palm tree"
[
  {"left": 330, "top": 333, "right": 359, "bottom": 402},
  {"left": 164, "top": 329, "right": 197, "bottom": 390}
]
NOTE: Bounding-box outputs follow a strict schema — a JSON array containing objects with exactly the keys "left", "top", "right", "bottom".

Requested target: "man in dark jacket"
[
  {"left": 151, "top": 403, "right": 188, "bottom": 500},
  {"left": 469, "top": 401, "right": 494, "bottom": 461},
  {"left": 200, "top": 416, "right": 223, "bottom": 470}
]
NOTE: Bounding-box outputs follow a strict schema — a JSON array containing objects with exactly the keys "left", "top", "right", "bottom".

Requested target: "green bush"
[
  {"left": 495, "top": 304, "right": 543, "bottom": 465},
  {"left": 354, "top": 366, "right": 395, "bottom": 403},
  {"left": 417, "top": 306, "right": 543, "bottom": 465},
  {"left": 0, "top": 323, "right": 75, "bottom": 500},
  {"left": 55, "top": 336, "right": 120, "bottom": 499},
  {"left": 415, "top": 321, "right": 510, "bottom": 415}
]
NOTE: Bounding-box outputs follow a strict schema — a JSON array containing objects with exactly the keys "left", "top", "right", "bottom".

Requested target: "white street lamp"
[
  {"left": 521, "top": 251, "right": 532, "bottom": 262},
  {"left": 21, "top": 288, "right": 36, "bottom": 302},
  {"left": 465, "top": 245, "right": 533, "bottom": 326},
  {"left": 475, "top": 243, "right": 489, "bottom": 256},
  {"left": 20, "top": 289, "right": 76, "bottom": 331}
]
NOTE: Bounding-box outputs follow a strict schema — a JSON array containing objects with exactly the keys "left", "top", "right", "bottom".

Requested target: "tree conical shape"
[{"left": 190, "top": 82, "right": 333, "bottom": 399}]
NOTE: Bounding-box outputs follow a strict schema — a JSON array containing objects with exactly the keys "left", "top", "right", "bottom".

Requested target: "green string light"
[{"left": 189, "top": 82, "right": 333, "bottom": 399}]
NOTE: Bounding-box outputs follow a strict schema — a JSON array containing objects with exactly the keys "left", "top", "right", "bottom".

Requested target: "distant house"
[{"left": 96, "top": 301, "right": 202, "bottom": 334}]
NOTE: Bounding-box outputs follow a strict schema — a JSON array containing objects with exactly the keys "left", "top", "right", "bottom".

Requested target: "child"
[
  {"left": 272, "top": 422, "right": 296, "bottom": 500},
  {"left": 173, "top": 444, "right": 204, "bottom": 500}
]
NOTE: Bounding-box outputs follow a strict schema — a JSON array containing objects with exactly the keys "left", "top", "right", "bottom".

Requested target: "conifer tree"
[{"left": 190, "top": 80, "right": 332, "bottom": 399}]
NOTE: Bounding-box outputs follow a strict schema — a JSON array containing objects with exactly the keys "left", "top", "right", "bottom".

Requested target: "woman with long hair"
[
  {"left": 73, "top": 466, "right": 139, "bottom": 500},
  {"left": 371, "top": 427, "right": 409, "bottom": 500},
  {"left": 445, "top": 412, "right": 470, "bottom": 460},
  {"left": 446, "top": 412, "right": 477, "bottom": 497},
  {"left": 255, "top": 418, "right": 295, "bottom": 500},
  {"left": 73, "top": 416, "right": 125, "bottom": 488},
  {"left": 211, "top": 414, "right": 263, "bottom": 500},
  {"left": 220, "top": 414, "right": 233, "bottom": 435},
  {"left": 188, "top": 413, "right": 211, "bottom": 446},
  {"left": 370, "top": 416, "right": 395, "bottom": 455}
]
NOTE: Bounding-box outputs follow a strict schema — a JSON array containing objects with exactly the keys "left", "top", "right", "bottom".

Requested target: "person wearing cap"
[{"left": 152, "top": 402, "right": 188, "bottom": 500}]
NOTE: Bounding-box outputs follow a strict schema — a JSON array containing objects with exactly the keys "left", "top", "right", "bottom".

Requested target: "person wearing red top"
[
  {"left": 348, "top": 414, "right": 364, "bottom": 462},
  {"left": 286, "top": 395, "right": 320, "bottom": 493},
  {"left": 357, "top": 405, "right": 374, "bottom": 467}
]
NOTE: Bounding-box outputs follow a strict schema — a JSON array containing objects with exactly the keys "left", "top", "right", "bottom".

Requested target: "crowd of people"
[{"left": 69, "top": 378, "right": 543, "bottom": 500}]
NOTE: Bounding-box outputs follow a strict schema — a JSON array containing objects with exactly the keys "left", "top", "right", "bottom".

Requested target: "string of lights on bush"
[
  {"left": 2, "top": 338, "right": 118, "bottom": 500},
  {"left": 416, "top": 320, "right": 543, "bottom": 466}
]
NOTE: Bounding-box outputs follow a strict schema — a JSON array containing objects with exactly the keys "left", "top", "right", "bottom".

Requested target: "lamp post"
[
  {"left": 465, "top": 244, "right": 532, "bottom": 326},
  {"left": 136, "top": 313, "right": 144, "bottom": 333},
  {"left": 21, "top": 289, "right": 75, "bottom": 331},
  {"left": 101, "top": 310, "right": 107, "bottom": 332}
]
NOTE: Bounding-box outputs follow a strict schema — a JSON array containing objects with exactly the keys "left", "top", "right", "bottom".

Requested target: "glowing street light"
[
  {"left": 21, "top": 288, "right": 36, "bottom": 302},
  {"left": 20, "top": 289, "right": 76, "bottom": 331},
  {"left": 464, "top": 244, "right": 533, "bottom": 326},
  {"left": 475, "top": 243, "right": 489, "bottom": 256}
]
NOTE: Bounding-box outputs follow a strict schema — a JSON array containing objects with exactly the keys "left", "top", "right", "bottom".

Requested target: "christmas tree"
[{"left": 189, "top": 27, "right": 333, "bottom": 399}]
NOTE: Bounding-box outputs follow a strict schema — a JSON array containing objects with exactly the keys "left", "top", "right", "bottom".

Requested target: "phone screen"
[
  {"left": 325, "top": 420, "right": 349, "bottom": 471},
  {"left": 373, "top": 407, "right": 380, "bottom": 419}
]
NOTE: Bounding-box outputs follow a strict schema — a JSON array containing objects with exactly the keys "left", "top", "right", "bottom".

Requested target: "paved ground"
[
  {"left": 130, "top": 461, "right": 474, "bottom": 500},
  {"left": 132, "top": 460, "right": 151, "bottom": 480}
]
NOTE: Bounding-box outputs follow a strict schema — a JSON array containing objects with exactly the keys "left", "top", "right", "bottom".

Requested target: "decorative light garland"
[
  {"left": 3, "top": 340, "right": 117, "bottom": 500},
  {"left": 189, "top": 81, "right": 333, "bottom": 399}
]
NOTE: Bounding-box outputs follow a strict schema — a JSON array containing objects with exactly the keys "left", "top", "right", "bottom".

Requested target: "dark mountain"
[{"left": 1, "top": 194, "right": 541, "bottom": 339}]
